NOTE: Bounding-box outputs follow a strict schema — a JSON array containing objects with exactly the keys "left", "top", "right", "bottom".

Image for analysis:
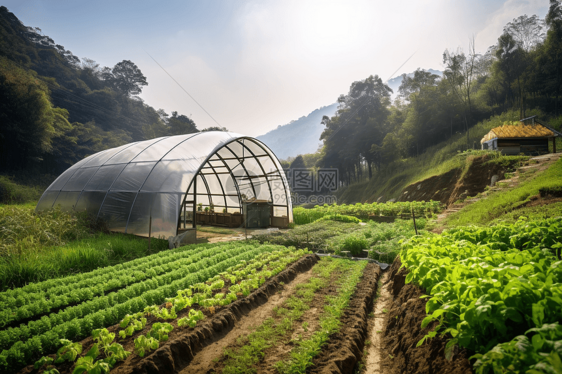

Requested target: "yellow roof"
[{"left": 481, "top": 123, "right": 554, "bottom": 143}]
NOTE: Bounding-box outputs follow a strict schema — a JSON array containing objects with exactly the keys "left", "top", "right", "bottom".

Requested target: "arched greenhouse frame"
[{"left": 36, "top": 132, "right": 293, "bottom": 240}]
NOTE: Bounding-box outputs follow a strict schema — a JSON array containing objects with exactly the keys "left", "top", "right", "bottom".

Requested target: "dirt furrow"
[
  {"left": 379, "top": 256, "right": 473, "bottom": 374},
  {"left": 309, "top": 262, "right": 381, "bottom": 374},
  {"left": 179, "top": 267, "right": 316, "bottom": 374},
  {"left": 363, "top": 271, "right": 391, "bottom": 374}
]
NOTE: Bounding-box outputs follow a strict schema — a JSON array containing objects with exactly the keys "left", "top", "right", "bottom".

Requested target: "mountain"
[
  {"left": 257, "top": 103, "right": 338, "bottom": 160},
  {"left": 386, "top": 68, "right": 442, "bottom": 99}
]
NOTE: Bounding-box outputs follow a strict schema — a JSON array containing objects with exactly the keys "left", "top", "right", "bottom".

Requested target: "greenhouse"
[{"left": 36, "top": 132, "right": 293, "bottom": 241}]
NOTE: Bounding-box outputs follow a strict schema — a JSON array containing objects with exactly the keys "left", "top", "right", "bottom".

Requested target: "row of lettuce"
[
  {"left": 401, "top": 218, "right": 562, "bottom": 373},
  {"left": 0, "top": 241, "right": 308, "bottom": 373},
  {"left": 292, "top": 200, "right": 441, "bottom": 225}
]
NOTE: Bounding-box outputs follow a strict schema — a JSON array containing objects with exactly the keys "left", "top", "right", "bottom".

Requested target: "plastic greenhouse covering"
[{"left": 36, "top": 132, "right": 293, "bottom": 239}]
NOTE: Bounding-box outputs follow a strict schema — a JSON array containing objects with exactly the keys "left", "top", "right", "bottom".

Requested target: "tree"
[
  {"left": 201, "top": 126, "right": 228, "bottom": 132},
  {"left": 443, "top": 38, "right": 479, "bottom": 145},
  {"left": 538, "top": 0, "right": 562, "bottom": 114},
  {"left": 504, "top": 15, "right": 546, "bottom": 52},
  {"left": 0, "top": 57, "right": 55, "bottom": 170},
  {"left": 106, "top": 60, "right": 148, "bottom": 96},
  {"left": 168, "top": 111, "right": 198, "bottom": 135},
  {"left": 289, "top": 155, "right": 306, "bottom": 169},
  {"left": 494, "top": 32, "right": 529, "bottom": 117}
]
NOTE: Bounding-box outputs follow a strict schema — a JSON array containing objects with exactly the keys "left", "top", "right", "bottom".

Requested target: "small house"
[{"left": 480, "top": 116, "right": 561, "bottom": 155}]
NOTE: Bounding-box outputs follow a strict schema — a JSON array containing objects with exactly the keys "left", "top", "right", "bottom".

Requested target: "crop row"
[
  {"left": 401, "top": 218, "right": 562, "bottom": 373},
  {"left": 0, "top": 242, "right": 240, "bottom": 327},
  {"left": 0, "top": 241, "right": 221, "bottom": 308},
  {"left": 0, "top": 242, "right": 286, "bottom": 372},
  {"left": 19, "top": 246, "right": 310, "bottom": 374},
  {"left": 293, "top": 201, "right": 440, "bottom": 225}
]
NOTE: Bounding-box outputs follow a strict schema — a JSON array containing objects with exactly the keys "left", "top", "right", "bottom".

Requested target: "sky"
[{"left": 3, "top": 0, "right": 551, "bottom": 136}]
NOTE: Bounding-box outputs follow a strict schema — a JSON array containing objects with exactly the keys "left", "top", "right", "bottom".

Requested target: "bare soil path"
[
  {"left": 363, "top": 271, "right": 391, "bottom": 374},
  {"left": 178, "top": 267, "right": 316, "bottom": 374}
]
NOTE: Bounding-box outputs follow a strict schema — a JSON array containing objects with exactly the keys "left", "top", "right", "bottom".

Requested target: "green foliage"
[
  {"left": 134, "top": 335, "right": 159, "bottom": 357},
  {"left": 221, "top": 258, "right": 346, "bottom": 374},
  {"left": 293, "top": 201, "right": 440, "bottom": 225},
  {"left": 314, "top": 214, "right": 362, "bottom": 224},
  {"left": 276, "top": 260, "right": 367, "bottom": 373},
  {"left": 0, "top": 241, "right": 299, "bottom": 373},
  {"left": 54, "top": 339, "right": 82, "bottom": 364},
  {"left": 446, "top": 157, "right": 562, "bottom": 225},
  {"left": 0, "top": 176, "right": 42, "bottom": 204},
  {"left": 0, "top": 204, "right": 168, "bottom": 290},
  {"left": 401, "top": 218, "right": 562, "bottom": 372},
  {"left": 177, "top": 309, "right": 205, "bottom": 328},
  {"left": 148, "top": 322, "right": 173, "bottom": 342}
]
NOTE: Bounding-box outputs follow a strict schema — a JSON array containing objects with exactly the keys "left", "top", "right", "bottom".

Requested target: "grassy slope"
[
  {"left": 336, "top": 109, "right": 561, "bottom": 204},
  {"left": 445, "top": 157, "right": 562, "bottom": 226}
]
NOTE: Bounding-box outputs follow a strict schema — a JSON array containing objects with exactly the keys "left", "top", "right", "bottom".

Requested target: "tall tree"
[
  {"left": 105, "top": 60, "right": 148, "bottom": 96},
  {"left": 504, "top": 15, "right": 546, "bottom": 52}
]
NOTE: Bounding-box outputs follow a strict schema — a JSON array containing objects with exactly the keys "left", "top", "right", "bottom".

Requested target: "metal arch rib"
[
  {"left": 246, "top": 138, "right": 292, "bottom": 217},
  {"left": 238, "top": 139, "right": 274, "bottom": 203},
  {"left": 222, "top": 143, "right": 258, "bottom": 199},
  {"left": 203, "top": 161, "right": 229, "bottom": 210}
]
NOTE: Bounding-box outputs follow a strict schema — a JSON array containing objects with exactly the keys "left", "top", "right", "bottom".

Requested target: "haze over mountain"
[
  {"left": 386, "top": 69, "right": 443, "bottom": 99},
  {"left": 257, "top": 103, "right": 338, "bottom": 160},
  {"left": 257, "top": 68, "right": 442, "bottom": 160}
]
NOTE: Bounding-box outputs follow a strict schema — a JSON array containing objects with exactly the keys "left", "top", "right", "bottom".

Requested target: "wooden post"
[
  {"left": 554, "top": 137, "right": 557, "bottom": 154},
  {"left": 148, "top": 215, "right": 152, "bottom": 252},
  {"left": 411, "top": 207, "right": 418, "bottom": 236}
]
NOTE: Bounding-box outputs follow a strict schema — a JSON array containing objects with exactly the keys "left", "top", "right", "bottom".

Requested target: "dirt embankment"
[
  {"left": 380, "top": 257, "right": 473, "bottom": 374},
  {"left": 397, "top": 155, "right": 514, "bottom": 206}
]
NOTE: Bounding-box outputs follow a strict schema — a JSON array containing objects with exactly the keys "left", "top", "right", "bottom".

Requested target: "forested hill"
[
  {"left": 257, "top": 103, "right": 338, "bottom": 160},
  {"left": 0, "top": 6, "right": 202, "bottom": 175},
  {"left": 317, "top": 5, "right": 562, "bottom": 186}
]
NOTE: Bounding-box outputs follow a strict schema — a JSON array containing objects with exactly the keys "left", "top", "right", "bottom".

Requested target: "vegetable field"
[
  {"left": 292, "top": 200, "right": 441, "bottom": 225},
  {"left": 0, "top": 242, "right": 308, "bottom": 373},
  {"left": 2, "top": 200, "right": 561, "bottom": 374},
  {"left": 396, "top": 218, "right": 562, "bottom": 374}
]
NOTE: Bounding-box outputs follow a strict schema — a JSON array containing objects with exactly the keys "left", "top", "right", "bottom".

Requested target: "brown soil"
[
  {"left": 180, "top": 267, "right": 317, "bottom": 374},
  {"left": 309, "top": 263, "right": 381, "bottom": 374},
  {"left": 206, "top": 262, "right": 345, "bottom": 373},
  {"left": 363, "top": 271, "right": 392, "bottom": 374},
  {"left": 397, "top": 155, "right": 512, "bottom": 206},
  {"left": 379, "top": 257, "right": 473, "bottom": 374},
  {"left": 20, "top": 254, "right": 319, "bottom": 374}
]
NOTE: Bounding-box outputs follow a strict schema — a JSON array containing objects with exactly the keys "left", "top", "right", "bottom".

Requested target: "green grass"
[
  {"left": 329, "top": 219, "right": 425, "bottom": 262},
  {"left": 336, "top": 109, "right": 536, "bottom": 203},
  {"left": 445, "top": 157, "right": 562, "bottom": 226},
  {"left": 0, "top": 204, "right": 168, "bottom": 290},
  {"left": 196, "top": 225, "right": 237, "bottom": 235},
  {"left": 221, "top": 258, "right": 343, "bottom": 374},
  {"left": 489, "top": 202, "right": 562, "bottom": 225},
  {"left": 0, "top": 176, "right": 42, "bottom": 205},
  {"left": 252, "top": 220, "right": 363, "bottom": 251},
  {"left": 0, "top": 232, "right": 168, "bottom": 290}
]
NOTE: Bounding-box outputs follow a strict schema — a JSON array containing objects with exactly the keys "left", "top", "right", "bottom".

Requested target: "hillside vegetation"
[
  {"left": 294, "top": 7, "right": 562, "bottom": 203},
  {"left": 0, "top": 6, "right": 214, "bottom": 177}
]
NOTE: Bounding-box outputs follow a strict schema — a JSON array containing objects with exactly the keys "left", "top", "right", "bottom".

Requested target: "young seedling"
[{"left": 55, "top": 339, "right": 82, "bottom": 364}]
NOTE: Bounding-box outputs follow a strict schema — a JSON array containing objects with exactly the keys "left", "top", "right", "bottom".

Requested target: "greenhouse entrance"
[
  {"left": 36, "top": 132, "right": 293, "bottom": 246},
  {"left": 177, "top": 137, "right": 292, "bottom": 233}
]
